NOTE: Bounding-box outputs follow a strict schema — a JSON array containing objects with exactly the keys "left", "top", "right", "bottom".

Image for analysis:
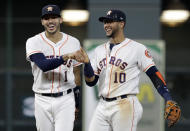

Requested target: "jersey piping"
[
  {"left": 143, "top": 63, "right": 155, "bottom": 72},
  {"left": 27, "top": 51, "right": 42, "bottom": 58},
  {"left": 107, "top": 40, "right": 132, "bottom": 97},
  {"left": 104, "top": 44, "right": 108, "bottom": 68},
  {"left": 131, "top": 98, "right": 135, "bottom": 131},
  {"left": 58, "top": 35, "right": 69, "bottom": 91},
  {"left": 73, "top": 62, "right": 82, "bottom": 67},
  {"left": 40, "top": 33, "right": 55, "bottom": 93}
]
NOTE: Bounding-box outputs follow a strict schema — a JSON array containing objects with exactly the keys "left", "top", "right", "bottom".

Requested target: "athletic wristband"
[
  {"left": 59, "top": 56, "right": 65, "bottom": 63},
  {"left": 84, "top": 62, "right": 94, "bottom": 78},
  {"left": 86, "top": 75, "right": 99, "bottom": 87},
  {"left": 157, "top": 86, "right": 172, "bottom": 101}
]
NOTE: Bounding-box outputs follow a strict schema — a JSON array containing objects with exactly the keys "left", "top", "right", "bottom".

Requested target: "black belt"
[
  {"left": 36, "top": 89, "right": 73, "bottom": 97},
  {"left": 101, "top": 94, "right": 128, "bottom": 102}
]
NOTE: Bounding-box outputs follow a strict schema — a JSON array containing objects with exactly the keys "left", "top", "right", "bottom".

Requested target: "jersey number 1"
[
  {"left": 114, "top": 72, "right": 126, "bottom": 83},
  {"left": 64, "top": 71, "right": 68, "bottom": 82}
]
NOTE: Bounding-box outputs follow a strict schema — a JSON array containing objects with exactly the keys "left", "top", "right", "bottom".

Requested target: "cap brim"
[
  {"left": 41, "top": 14, "right": 61, "bottom": 18},
  {"left": 99, "top": 16, "right": 114, "bottom": 22}
]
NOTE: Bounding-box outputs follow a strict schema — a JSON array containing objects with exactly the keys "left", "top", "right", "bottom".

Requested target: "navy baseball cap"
[
  {"left": 41, "top": 5, "right": 61, "bottom": 18},
  {"left": 99, "top": 10, "right": 126, "bottom": 23}
]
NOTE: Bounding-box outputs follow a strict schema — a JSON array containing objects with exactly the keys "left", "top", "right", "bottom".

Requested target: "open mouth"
[
  {"left": 48, "top": 24, "right": 55, "bottom": 30},
  {"left": 105, "top": 28, "right": 112, "bottom": 34}
]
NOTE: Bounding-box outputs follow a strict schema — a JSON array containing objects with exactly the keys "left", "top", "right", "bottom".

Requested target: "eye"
[
  {"left": 42, "top": 15, "right": 59, "bottom": 20},
  {"left": 103, "top": 20, "right": 114, "bottom": 24},
  {"left": 44, "top": 17, "right": 49, "bottom": 20},
  {"left": 51, "top": 16, "right": 59, "bottom": 19}
]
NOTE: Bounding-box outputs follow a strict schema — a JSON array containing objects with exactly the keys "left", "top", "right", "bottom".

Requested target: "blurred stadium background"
[{"left": 0, "top": 0, "right": 190, "bottom": 131}]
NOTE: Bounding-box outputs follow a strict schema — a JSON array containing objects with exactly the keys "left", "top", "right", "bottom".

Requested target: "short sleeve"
[
  {"left": 90, "top": 48, "right": 98, "bottom": 75},
  {"left": 26, "top": 37, "right": 42, "bottom": 61},
  {"left": 137, "top": 45, "right": 155, "bottom": 72}
]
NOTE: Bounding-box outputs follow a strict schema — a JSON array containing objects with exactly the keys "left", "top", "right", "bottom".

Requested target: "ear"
[
  {"left": 120, "top": 21, "right": 125, "bottom": 28},
  {"left": 59, "top": 17, "right": 63, "bottom": 24}
]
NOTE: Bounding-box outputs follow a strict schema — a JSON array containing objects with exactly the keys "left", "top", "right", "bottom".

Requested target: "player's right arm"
[
  {"left": 26, "top": 37, "right": 74, "bottom": 72},
  {"left": 29, "top": 53, "right": 65, "bottom": 72},
  {"left": 71, "top": 48, "right": 99, "bottom": 87}
]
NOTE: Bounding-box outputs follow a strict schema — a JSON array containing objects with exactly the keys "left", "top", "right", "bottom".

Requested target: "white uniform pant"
[
  {"left": 34, "top": 92, "right": 75, "bottom": 131},
  {"left": 89, "top": 95, "right": 143, "bottom": 131}
]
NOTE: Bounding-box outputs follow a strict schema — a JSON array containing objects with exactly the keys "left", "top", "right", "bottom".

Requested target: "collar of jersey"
[
  {"left": 107, "top": 38, "right": 129, "bottom": 50},
  {"left": 41, "top": 32, "right": 67, "bottom": 47}
]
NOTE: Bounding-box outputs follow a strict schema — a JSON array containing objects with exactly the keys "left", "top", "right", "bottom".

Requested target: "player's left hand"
[
  {"left": 74, "top": 48, "right": 90, "bottom": 63},
  {"left": 164, "top": 100, "right": 181, "bottom": 127},
  {"left": 62, "top": 52, "right": 76, "bottom": 61}
]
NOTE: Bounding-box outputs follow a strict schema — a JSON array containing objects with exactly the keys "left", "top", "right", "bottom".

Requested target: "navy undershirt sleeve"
[
  {"left": 84, "top": 62, "right": 94, "bottom": 77},
  {"left": 86, "top": 75, "right": 99, "bottom": 87},
  {"left": 29, "top": 53, "right": 64, "bottom": 72},
  {"left": 146, "top": 66, "right": 172, "bottom": 101},
  {"left": 84, "top": 61, "right": 99, "bottom": 86}
]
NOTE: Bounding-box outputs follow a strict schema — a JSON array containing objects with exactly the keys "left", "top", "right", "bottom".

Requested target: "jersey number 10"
[{"left": 114, "top": 72, "right": 126, "bottom": 83}]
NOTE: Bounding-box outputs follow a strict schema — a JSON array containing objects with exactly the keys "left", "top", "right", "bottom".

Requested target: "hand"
[
  {"left": 74, "top": 48, "right": 90, "bottom": 63},
  {"left": 164, "top": 100, "right": 181, "bottom": 127},
  {"left": 62, "top": 52, "right": 75, "bottom": 61}
]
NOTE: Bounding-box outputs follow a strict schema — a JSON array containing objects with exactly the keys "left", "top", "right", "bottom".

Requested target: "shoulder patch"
[{"left": 145, "top": 49, "right": 152, "bottom": 58}]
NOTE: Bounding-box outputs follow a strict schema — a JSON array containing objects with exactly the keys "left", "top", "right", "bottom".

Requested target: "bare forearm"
[{"left": 74, "top": 65, "right": 82, "bottom": 86}]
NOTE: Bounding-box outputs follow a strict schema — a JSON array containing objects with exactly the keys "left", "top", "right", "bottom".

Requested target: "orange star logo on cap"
[
  {"left": 47, "top": 6, "right": 53, "bottom": 12},
  {"left": 107, "top": 10, "right": 112, "bottom": 15}
]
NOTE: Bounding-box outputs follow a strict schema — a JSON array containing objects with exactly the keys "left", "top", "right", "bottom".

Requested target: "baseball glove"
[{"left": 164, "top": 100, "right": 181, "bottom": 127}]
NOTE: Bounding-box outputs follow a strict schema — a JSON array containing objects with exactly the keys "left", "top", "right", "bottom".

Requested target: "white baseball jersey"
[
  {"left": 91, "top": 38, "right": 155, "bottom": 98},
  {"left": 26, "top": 32, "right": 81, "bottom": 93}
]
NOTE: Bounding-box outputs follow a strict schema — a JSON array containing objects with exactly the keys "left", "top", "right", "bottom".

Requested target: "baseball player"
[
  {"left": 71, "top": 10, "right": 181, "bottom": 131},
  {"left": 25, "top": 5, "right": 82, "bottom": 131}
]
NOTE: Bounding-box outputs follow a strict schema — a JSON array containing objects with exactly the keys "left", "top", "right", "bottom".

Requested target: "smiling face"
[
  {"left": 103, "top": 20, "right": 125, "bottom": 38},
  {"left": 41, "top": 14, "right": 63, "bottom": 35}
]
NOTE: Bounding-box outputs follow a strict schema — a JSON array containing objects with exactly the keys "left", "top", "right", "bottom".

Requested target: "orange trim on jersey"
[
  {"left": 40, "top": 34, "right": 55, "bottom": 55},
  {"left": 104, "top": 44, "right": 108, "bottom": 68},
  {"left": 107, "top": 40, "right": 131, "bottom": 97},
  {"left": 59, "top": 35, "right": 69, "bottom": 52},
  {"left": 58, "top": 35, "right": 69, "bottom": 90},
  {"left": 156, "top": 71, "right": 166, "bottom": 85},
  {"left": 40, "top": 33, "right": 55, "bottom": 93},
  {"left": 143, "top": 63, "right": 154, "bottom": 72},
  {"left": 27, "top": 50, "right": 42, "bottom": 57},
  {"left": 73, "top": 62, "right": 82, "bottom": 67},
  {"left": 131, "top": 98, "right": 135, "bottom": 131}
]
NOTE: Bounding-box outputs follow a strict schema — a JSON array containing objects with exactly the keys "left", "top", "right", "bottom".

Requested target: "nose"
[
  {"left": 104, "top": 23, "right": 110, "bottom": 29},
  {"left": 48, "top": 18, "right": 54, "bottom": 22}
]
